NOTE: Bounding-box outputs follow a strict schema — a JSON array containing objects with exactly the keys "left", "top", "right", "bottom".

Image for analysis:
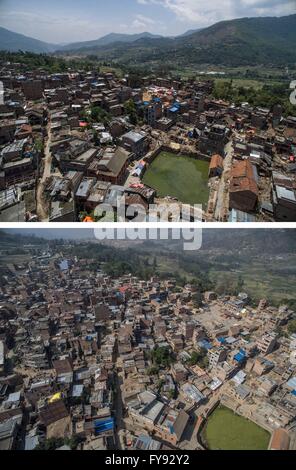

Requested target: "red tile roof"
[
  {"left": 269, "top": 429, "right": 290, "bottom": 450},
  {"left": 230, "top": 160, "right": 258, "bottom": 195},
  {"left": 209, "top": 154, "right": 224, "bottom": 170}
]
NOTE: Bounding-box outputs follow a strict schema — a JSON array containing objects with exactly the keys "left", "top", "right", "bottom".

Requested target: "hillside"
[
  {"left": 0, "top": 28, "right": 163, "bottom": 54},
  {"left": 58, "top": 14, "right": 296, "bottom": 66},
  {"left": 1, "top": 15, "right": 295, "bottom": 66},
  {"left": 0, "top": 26, "right": 57, "bottom": 53},
  {"left": 59, "top": 32, "right": 163, "bottom": 52},
  {"left": 1, "top": 229, "right": 295, "bottom": 306},
  {"left": 2, "top": 228, "right": 295, "bottom": 254},
  {"left": 176, "top": 14, "right": 296, "bottom": 65},
  {"left": 179, "top": 28, "right": 202, "bottom": 37}
]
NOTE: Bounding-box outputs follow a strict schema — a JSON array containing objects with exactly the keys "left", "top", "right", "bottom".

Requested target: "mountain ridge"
[
  {"left": 56, "top": 14, "right": 296, "bottom": 66},
  {"left": 58, "top": 31, "right": 164, "bottom": 52},
  {"left": 0, "top": 26, "right": 58, "bottom": 53},
  {"left": 0, "top": 14, "right": 295, "bottom": 66}
]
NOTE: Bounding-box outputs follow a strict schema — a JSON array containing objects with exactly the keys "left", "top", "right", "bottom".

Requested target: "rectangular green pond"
[
  {"left": 202, "top": 405, "right": 270, "bottom": 450},
  {"left": 143, "top": 151, "right": 209, "bottom": 207}
]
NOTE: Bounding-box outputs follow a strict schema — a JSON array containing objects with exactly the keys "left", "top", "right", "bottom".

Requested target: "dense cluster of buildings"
[
  {"left": 1, "top": 58, "right": 295, "bottom": 222},
  {"left": 0, "top": 241, "right": 295, "bottom": 450}
]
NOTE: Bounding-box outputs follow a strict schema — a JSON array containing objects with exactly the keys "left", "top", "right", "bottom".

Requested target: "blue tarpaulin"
[
  {"left": 59, "top": 260, "right": 69, "bottom": 271},
  {"left": 218, "top": 337, "right": 226, "bottom": 344},
  {"left": 287, "top": 377, "right": 296, "bottom": 389},
  {"left": 94, "top": 417, "right": 115, "bottom": 435},
  {"left": 234, "top": 349, "right": 246, "bottom": 363},
  {"left": 198, "top": 340, "right": 212, "bottom": 350}
]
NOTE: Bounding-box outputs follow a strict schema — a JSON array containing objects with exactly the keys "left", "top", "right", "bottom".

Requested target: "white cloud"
[
  {"left": 133, "top": 14, "right": 156, "bottom": 26},
  {"left": 0, "top": 8, "right": 166, "bottom": 42},
  {"left": 0, "top": 10, "right": 108, "bottom": 43},
  {"left": 137, "top": 0, "right": 296, "bottom": 26},
  {"left": 130, "top": 13, "right": 165, "bottom": 32},
  {"left": 0, "top": 1, "right": 294, "bottom": 43}
]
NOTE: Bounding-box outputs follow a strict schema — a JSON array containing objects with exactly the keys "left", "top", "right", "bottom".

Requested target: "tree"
[
  {"left": 124, "top": 99, "right": 138, "bottom": 125},
  {"left": 127, "top": 72, "right": 142, "bottom": 88},
  {"left": 236, "top": 275, "right": 244, "bottom": 294},
  {"left": 151, "top": 347, "right": 174, "bottom": 368},
  {"left": 90, "top": 106, "right": 111, "bottom": 126},
  {"left": 157, "top": 379, "right": 165, "bottom": 390},
  {"left": 64, "top": 436, "right": 81, "bottom": 450},
  {"left": 216, "top": 273, "right": 236, "bottom": 295},
  {"left": 168, "top": 389, "right": 176, "bottom": 400},
  {"left": 35, "top": 436, "right": 81, "bottom": 451},
  {"left": 35, "top": 437, "right": 64, "bottom": 451},
  {"left": 192, "top": 290, "right": 203, "bottom": 308},
  {"left": 147, "top": 366, "right": 159, "bottom": 376},
  {"left": 287, "top": 320, "right": 296, "bottom": 335},
  {"left": 35, "top": 137, "right": 44, "bottom": 154},
  {"left": 187, "top": 348, "right": 208, "bottom": 368}
]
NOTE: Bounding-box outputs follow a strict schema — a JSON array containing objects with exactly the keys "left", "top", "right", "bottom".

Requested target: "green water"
[
  {"left": 143, "top": 151, "right": 209, "bottom": 206},
  {"left": 202, "top": 405, "right": 270, "bottom": 450}
]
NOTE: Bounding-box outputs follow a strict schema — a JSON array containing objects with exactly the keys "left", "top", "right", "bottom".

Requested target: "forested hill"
[
  {"left": 58, "top": 14, "right": 296, "bottom": 67},
  {"left": 1, "top": 15, "right": 296, "bottom": 66}
]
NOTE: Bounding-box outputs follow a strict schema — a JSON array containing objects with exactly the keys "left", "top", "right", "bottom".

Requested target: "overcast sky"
[{"left": 0, "top": 0, "right": 295, "bottom": 44}]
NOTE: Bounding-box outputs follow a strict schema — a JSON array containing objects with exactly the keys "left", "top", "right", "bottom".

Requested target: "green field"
[
  {"left": 208, "top": 255, "right": 296, "bottom": 305},
  {"left": 143, "top": 152, "right": 209, "bottom": 206},
  {"left": 214, "top": 77, "right": 264, "bottom": 90},
  {"left": 202, "top": 406, "right": 270, "bottom": 450}
]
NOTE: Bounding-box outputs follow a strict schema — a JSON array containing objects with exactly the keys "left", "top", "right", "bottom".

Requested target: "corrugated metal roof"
[
  {"left": 228, "top": 209, "right": 256, "bottom": 222},
  {"left": 276, "top": 186, "right": 296, "bottom": 202},
  {"left": 287, "top": 377, "right": 296, "bottom": 389}
]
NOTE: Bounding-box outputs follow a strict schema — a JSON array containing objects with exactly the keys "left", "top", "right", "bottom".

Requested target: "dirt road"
[
  {"left": 214, "top": 139, "right": 234, "bottom": 221},
  {"left": 36, "top": 123, "right": 52, "bottom": 221}
]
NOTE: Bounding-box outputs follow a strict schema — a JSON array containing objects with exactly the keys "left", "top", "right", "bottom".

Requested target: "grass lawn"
[
  {"left": 143, "top": 151, "right": 209, "bottom": 207},
  {"left": 203, "top": 406, "right": 270, "bottom": 450}
]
